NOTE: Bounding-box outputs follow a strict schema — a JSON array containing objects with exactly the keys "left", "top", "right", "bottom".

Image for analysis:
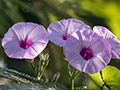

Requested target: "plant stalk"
[{"left": 71, "top": 78, "right": 74, "bottom": 90}]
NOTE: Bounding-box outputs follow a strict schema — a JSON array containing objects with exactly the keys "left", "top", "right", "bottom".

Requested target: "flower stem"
[
  {"left": 71, "top": 79, "right": 74, "bottom": 90},
  {"left": 68, "top": 63, "right": 81, "bottom": 90}
]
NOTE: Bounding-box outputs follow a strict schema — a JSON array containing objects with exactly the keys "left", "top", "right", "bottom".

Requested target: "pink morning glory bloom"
[
  {"left": 2, "top": 22, "right": 48, "bottom": 59},
  {"left": 93, "top": 26, "right": 120, "bottom": 59},
  {"left": 47, "top": 18, "right": 91, "bottom": 47},
  {"left": 65, "top": 30, "right": 111, "bottom": 74}
]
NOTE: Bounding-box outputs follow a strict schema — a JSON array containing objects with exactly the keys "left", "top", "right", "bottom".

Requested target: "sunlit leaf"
[
  {"left": 102, "top": 65, "right": 120, "bottom": 89},
  {"left": 89, "top": 65, "right": 120, "bottom": 90}
]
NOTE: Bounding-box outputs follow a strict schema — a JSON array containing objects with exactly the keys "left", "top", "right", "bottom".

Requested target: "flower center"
[
  {"left": 80, "top": 47, "right": 93, "bottom": 60},
  {"left": 20, "top": 39, "right": 33, "bottom": 49},
  {"left": 63, "top": 34, "right": 71, "bottom": 40},
  {"left": 63, "top": 36, "right": 67, "bottom": 40}
]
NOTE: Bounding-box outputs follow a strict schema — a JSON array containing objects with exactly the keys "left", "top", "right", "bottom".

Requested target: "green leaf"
[
  {"left": 89, "top": 71, "right": 103, "bottom": 88},
  {"left": 89, "top": 65, "right": 120, "bottom": 90},
  {"left": 102, "top": 65, "right": 120, "bottom": 89}
]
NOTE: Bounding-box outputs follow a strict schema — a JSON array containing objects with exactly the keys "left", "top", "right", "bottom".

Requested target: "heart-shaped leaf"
[{"left": 89, "top": 65, "right": 120, "bottom": 90}]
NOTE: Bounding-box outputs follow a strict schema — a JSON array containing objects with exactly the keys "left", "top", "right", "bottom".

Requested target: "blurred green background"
[{"left": 0, "top": 0, "right": 120, "bottom": 89}]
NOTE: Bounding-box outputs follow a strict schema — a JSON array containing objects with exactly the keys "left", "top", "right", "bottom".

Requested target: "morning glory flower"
[
  {"left": 93, "top": 26, "right": 120, "bottom": 59},
  {"left": 2, "top": 22, "right": 48, "bottom": 59},
  {"left": 65, "top": 30, "right": 111, "bottom": 74},
  {"left": 47, "top": 18, "right": 91, "bottom": 47}
]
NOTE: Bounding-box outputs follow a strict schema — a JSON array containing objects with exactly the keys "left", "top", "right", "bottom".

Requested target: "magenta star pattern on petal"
[
  {"left": 47, "top": 18, "right": 91, "bottom": 47},
  {"left": 93, "top": 26, "right": 120, "bottom": 59},
  {"left": 2, "top": 22, "right": 48, "bottom": 59},
  {"left": 65, "top": 30, "right": 111, "bottom": 74}
]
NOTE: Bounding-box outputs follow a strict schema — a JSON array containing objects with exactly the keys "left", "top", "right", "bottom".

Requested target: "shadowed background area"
[{"left": 0, "top": 0, "right": 120, "bottom": 89}]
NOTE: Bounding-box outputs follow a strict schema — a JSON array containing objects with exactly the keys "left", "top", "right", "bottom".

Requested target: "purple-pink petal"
[
  {"left": 23, "top": 47, "right": 38, "bottom": 59},
  {"left": 83, "top": 57, "right": 106, "bottom": 74},
  {"left": 109, "top": 38, "right": 120, "bottom": 59},
  {"left": 2, "top": 22, "right": 48, "bottom": 59},
  {"left": 2, "top": 28, "right": 19, "bottom": 47},
  {"left": 65, "top": 30, "right": 111, "bottom": 74},
  {"left": 93, "top": 26, "right": 120, "bottom": 59},
  {"left": 47, "top": 18, "right": 91, "bottom": 46}
]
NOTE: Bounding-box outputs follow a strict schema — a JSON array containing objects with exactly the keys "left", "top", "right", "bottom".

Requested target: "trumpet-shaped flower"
[
  {"left": 93, "top": 26, "right": 120, "bottom": 59},
  {"left": 65, "top": 30, "right": 111, "bottom": 74},
  {"left": 2, "top": 22, "right": 48, "bottom": 59},
  {"left": 47, "top": 18, "right": 91, "bottom": 46}
]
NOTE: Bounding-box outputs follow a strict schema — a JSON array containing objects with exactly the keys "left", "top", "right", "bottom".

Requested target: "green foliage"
[
  {"left": 68, "top": 63, "right": 81, "bottom": 90},
  {"left": 0, "top": 67, "right": 58, "bottom": 90},
  {"left": 0, "top": 54, "right": 68, "bottom": 90},
  {"left": 68, "top": 63, "right": 81, "bottom": 79},
  {"left": 89, "top": 65, "right": 120, "bottom": 90},
  {"left": 0, "top": 67, "right": 54, "bottom": 87},
  {"left": 0, "top": 83, "right": 55, "bottom": 90},
  {"left": 29, "top": 53, "right": 50, "bottom": 80}
]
